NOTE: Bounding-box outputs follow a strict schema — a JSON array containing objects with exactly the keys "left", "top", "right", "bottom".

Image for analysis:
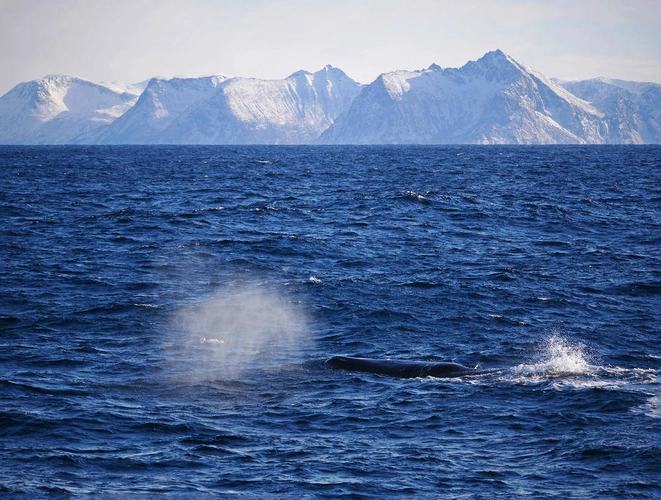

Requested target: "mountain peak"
[
  {"left": 313, "top": 65, "right": 353, "bottom": 81},
  {"left": 487, "top": 48, "right": 507, "bottom": 57},
  {"left": 288, "top": 69, "right": 312, "bottom": 79},
  {"left": 477, "top": 49, "right": 518, "bottom": 67},
  {"left": 289, "top": 66, "right": 347, "bottom": 80},
  {"left": 41, "top": 74, "right": 76, "bottom": 83},
  {"left": 453, "top": 49, "right": 525, "bottom": 83}
]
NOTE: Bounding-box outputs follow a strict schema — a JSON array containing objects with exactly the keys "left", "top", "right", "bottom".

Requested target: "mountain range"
[{"left": 1, "top": 50, "right": 659, "bottom": 145}]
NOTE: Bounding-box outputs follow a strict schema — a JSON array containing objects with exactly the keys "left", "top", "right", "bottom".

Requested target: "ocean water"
[{"left": 1, "top": 145, "right": 659, "bottom": 498}]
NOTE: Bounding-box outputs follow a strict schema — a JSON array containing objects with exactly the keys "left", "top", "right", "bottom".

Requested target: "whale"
[{"left": 325, "top": 356, "right": 497, "bottom": 379}]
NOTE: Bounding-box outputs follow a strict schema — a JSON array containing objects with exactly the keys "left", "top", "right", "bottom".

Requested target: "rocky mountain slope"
[{"left": 560, "top": 78, "right": 661, "bottom": 144}]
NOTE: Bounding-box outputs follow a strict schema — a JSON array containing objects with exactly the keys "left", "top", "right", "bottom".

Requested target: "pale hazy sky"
[{"left": 1, "top": 0, "right": 660, "bottom": 95}]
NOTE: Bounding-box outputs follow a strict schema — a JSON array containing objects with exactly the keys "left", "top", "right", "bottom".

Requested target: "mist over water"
[{"left": 171, "top": 283, "right": 310, "bottom": 382}]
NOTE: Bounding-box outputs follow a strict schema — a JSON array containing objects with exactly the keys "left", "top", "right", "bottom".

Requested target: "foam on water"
[
  {"left": 503, "top": 334, "right": 658, "bottom": 390},
  {"left": 512, "top": 334, "right": 593, "bottom": 377}
]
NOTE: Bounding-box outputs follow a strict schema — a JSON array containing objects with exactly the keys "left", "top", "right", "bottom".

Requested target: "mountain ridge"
[
  {"left": 1, "top": 52, "right": 659, "bottom": 145},
  {"left": 317, "top": 50, "right": 611, "bottom": 144}
]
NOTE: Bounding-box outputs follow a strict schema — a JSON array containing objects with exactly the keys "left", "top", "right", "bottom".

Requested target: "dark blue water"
[{"left": 1, "top": 145, "right": 659, "bottom": 498}]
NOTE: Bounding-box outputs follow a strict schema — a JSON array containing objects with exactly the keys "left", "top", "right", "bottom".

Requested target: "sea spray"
[
  {"left": 510, "top": 334, "right": 595, "bottom": 379},
  {"left": 537, "top": 334, "right": 593, "bottom": 374},
  {"left": 170, "top": 283, "right": 310, "bottom": 382}
]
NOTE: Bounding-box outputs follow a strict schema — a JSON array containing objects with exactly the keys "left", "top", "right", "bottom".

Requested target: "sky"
[{"left": 1, "top": 0, "right": 660, "bottom": 95}]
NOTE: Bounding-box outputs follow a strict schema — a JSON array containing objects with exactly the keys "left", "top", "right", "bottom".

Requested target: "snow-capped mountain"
[
  {"left": 560, "top": 78, "right": 661, "bottom": 144},
  {"left": 1, "top": 52, "right": 659, "bottom": 145},
  {"left": 0, "top": 75, "right": 141, "bottom": 144},
  {"left": 84, "top": 65, "right": 361, "bottom": 145},
  {"left": 79, "top": 75, "right": 229, "bottom": 144},
  {"left": 318, "top": 50, "right": 611, "bottom": 145}
]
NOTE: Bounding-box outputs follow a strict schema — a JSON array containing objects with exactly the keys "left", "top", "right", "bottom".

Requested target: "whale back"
[{"left": 325, "top": 356, "right": 480, "bottom": 378}]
